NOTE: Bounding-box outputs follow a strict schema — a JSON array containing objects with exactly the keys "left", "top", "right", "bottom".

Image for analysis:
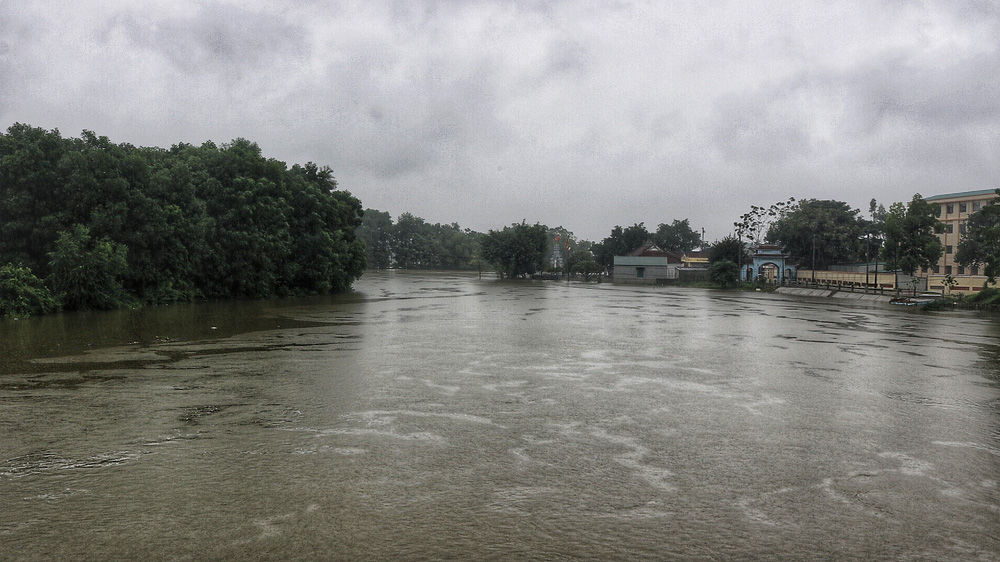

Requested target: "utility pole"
[
  {"left": 865, "top": 232, "right": 870, "bottom": 287},
  {"left": 811, "top": 234, "right": 816, "bottom": 282}
]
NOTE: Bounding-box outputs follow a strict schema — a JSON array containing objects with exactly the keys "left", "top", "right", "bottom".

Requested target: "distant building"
[
  {"left": 923, "top": 189, "right": 999, "bottom": 293},
  {"left": 612, "top": 242, "right": 682, "bottom": 284},
  {"left": 680, "top": 250, "right": 710, "bottom": 269}
]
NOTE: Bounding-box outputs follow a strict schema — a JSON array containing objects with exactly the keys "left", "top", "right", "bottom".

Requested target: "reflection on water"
[{"left": 2, "top": 271, "right": 999, "bottom": 560}]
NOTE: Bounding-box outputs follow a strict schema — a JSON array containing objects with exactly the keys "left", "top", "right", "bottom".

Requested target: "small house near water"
[{"left": 612, "top": 243, "right": 681, "bottom": 284}]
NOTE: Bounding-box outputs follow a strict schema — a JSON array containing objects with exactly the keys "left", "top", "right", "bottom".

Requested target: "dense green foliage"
[
  {"left": 708, "top": 235, "right": 750, "bottom": 265},
  {"left": 0, "top": 264, "right": 57, "bottom": 317},
  {"left": 479, "top": 221, "right": 548, "bottom": 279},
  {"left": 355, "top": 210, "right": 482, "bottom": 270},
  {"left": 0, "top": 124, "right": 365, "bottom": 313},
  {"left": 881, "top": 195, "right": 944, "bottom": 276},
  {"left": 546, "top": 227, "right": 593, "bottom": 274},
  {"left": 653, "top": 219, "right": 702, "bottom": 252},
  {"left": 966, "top": 287, "right": 1000, "bottom": 304},
  {"left": 707, "top": 260, "right": 740, "bottom": 288},
  {"left": 956, "top": 189, "right": 1000, "bottom": 285},
  {"left": 571, "top": 259, "right": 603, "bottom": 281},
  {"left": 592, "top": 219, "right": 702, "bottom": 270},
  {"left": 48, "top": 224, "right": 130, "bottom": 310},
  {"left": 356, "top": 209, "right": 394, "bottom": 269},
  {"left": 864, "top": 198, "right": 888, "bottom": 264},
  {"left": 593, "top": 223, "right": 651, "bottom": 269},
  {"left": 767, "top": 199, "right": 865, "bottom": 269}
]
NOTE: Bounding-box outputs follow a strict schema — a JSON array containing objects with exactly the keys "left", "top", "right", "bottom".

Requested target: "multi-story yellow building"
[{"left": 923, "top": 188, "right": 999, "bottom": 294}]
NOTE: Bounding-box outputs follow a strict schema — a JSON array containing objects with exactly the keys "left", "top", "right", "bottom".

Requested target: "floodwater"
[{"left": 2, "top": 271, "right": 999, "bottom": 561}]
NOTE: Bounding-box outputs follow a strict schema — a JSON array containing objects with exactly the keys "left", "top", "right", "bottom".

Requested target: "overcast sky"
[{"left": 3, "top": 1, "right": 998, "bottom": 242}]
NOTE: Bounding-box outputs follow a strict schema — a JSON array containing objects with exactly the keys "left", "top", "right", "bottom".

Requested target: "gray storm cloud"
[{"left": 2, "top": 0, "right": 998, "bottom": 242}]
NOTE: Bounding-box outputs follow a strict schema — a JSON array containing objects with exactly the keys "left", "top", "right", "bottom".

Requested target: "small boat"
[
  {"left": 890, "top": 293, "right": 949, "bottom": 308},
  {"left": 890, "top": 297, "right": 932, "bottom": 306}
]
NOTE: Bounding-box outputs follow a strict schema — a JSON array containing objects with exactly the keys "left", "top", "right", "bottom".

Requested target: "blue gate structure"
[{"left": 745, "top": 244, "right": 796, "bottom": 283}]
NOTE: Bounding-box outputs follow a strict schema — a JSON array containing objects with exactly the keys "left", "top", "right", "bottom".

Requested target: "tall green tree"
[
  {"left": 881, "top": 194, "right": 944, "bottom": 276},
  {"left": 707, "top": 260, "right": 740, "bottom": 288},
  {"left": 571, "top": 259, "right": 603, "bottom": 281},
  {"left": 653, "top": 219, "right": 702, "bottom": 251},
  {"left": 708, "top": 235, "right": 750, "bottom": 264},
  {"left": 863, "top": 198, "right": 887, "bottom": 266},
  {"left": 0, "top": 264, "right": 57, "bottom": 317},
  {"left": 956, "top": 189, "right": 1000, "bottom": 285},
  {"left": 0, "top": 124, "right": 72, "bottom": 274},
  {"left": 593, "top": 223, "right": 650, "bottom": 269},
  {"left": 767, "top": 199, "right": 865, "bottom": 269},
  {"left": 437, "top": 223, "right": 481, "bottom": 269},
  {"left": 357, "top": 210, "right": 481, "bottom": 271},
  {"left": 479, "top": 221, "right": 548, "bottom": 279},
  {"left": 392, "top": 213, "right": 438, "bottom": 269},
  {"left": 357, "top": 209, "right": 394, "bottom": 269},
  {"left": 47, "top": 224, "right": 130, "bottom": 311}
]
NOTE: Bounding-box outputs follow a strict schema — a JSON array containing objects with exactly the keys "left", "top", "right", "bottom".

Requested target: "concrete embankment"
[{"left": 775, "top": 286, "right": 894, "bottom": 302}]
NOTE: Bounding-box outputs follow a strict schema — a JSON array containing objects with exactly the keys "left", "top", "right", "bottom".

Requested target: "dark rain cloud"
[
  {"left": 107, "top": 4, "right": 309, "bottom": 79},
  {"left": 3, "top": 1, "right": 1000, "bottom": 242}
]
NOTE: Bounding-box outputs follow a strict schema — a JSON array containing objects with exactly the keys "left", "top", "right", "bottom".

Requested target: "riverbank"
[
  {"left": 775, "top": 286, "right": 895, "bottom": 302},
  {"left": 775, "top": 285, "right": 1000, "bottom": 313}
]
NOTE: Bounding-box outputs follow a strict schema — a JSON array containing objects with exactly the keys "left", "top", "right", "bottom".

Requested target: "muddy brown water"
[{"left": 2, "top": 271, "right": 999, "bottom": 560}]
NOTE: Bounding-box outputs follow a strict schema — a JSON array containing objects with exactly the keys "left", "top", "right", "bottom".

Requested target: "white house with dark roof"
[{"left": 612, "top": 242, "right": 682, "bottom": 284}]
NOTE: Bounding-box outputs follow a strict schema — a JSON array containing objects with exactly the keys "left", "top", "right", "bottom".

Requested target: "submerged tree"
[
  {"left": 0, "top": 124, "right": 366, "bottom": 314},
  {"left": 0, "top": 264, "right": 57, "bottom": 317},
  {"left": 356, "top": 211, "right": 482, "bottom": 270},
  {"left": 479, "top": 221, "right": 548, "bottom": 279},
  {"left": 47, "top": 224, "right": 130, "bottom": 311}
]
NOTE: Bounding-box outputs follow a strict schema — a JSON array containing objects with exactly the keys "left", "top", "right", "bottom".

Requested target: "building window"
[
  {"left": 933, "top": 265, "right": 940, "bottom": 273},
  {"left": 960, "top": 223, "right": 966, "bottom": 234},
  {"left": 973, "top": 201, "right": 982, "bottom": 212},
  {"left": 945, "top": 265, "right": 953, "bottom": 275},
  {"left": 946, "top": 245, "right": 952, "bottom": 254},
  {"left": 636, "top": 267, "right": 645, "bottom": 279},
  {"left": 946, "top": 224, "right": 954, "bottom": 233},
  {"left": 960, "top": 202, "right": 967, "bottom": 213},
  {"left": 936, "top": 205, "right": 942, "bottom": 217},
  {"left": 958, "top": 266, "right": 965, "bottom": 275},
  {"left": 972, "top": 266, "right": 979, "bottom": 276},
  {"left": 947, "top": 204, "right": 954, "bottom": 214}
]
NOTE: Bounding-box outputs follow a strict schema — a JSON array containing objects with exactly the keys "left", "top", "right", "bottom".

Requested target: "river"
[{"left": 2, "top": 271, "right": 999, "bottom": 560}]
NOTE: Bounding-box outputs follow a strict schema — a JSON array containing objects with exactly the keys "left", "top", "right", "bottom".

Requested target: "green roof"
[{"left": 924, "top": 188, "right": 998, "bottom": 201}]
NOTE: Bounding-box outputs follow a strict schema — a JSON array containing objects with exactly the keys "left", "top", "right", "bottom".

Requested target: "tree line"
[
  {"left": 356, "top": 210, "right": 481, "bottom": 270},
  {"left": 356, "top": 189, "right": 1000, "bottom": 290},
  {"left": 0, "top": 124, "right": 365, "bottom": 317},
  {"left": 355, "top": 211, "right": 603, "bottom": 280}
]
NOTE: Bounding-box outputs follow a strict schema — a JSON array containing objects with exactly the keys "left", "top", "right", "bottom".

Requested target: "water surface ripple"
[{"left": 2, "top": 272, "right": 999, "bottom": 560}]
